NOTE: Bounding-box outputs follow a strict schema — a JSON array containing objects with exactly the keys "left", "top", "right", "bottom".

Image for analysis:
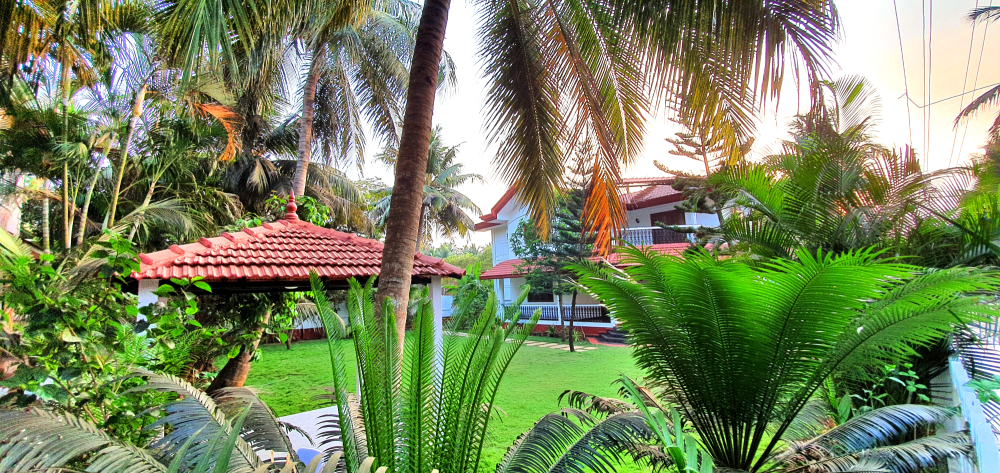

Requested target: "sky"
[{"left": 351, "top": 0, "right": 1000, "bottom": 247}]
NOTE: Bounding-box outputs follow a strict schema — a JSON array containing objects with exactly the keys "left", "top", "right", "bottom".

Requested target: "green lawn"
[{"left": 245, "top": 335, "right": 650, "bottom": 472}]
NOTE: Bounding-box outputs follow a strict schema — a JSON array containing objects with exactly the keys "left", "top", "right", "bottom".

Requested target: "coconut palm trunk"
[
  {"left": 107, "top": 84, "right": 146, "bottom": 229},
  {"left": 127, "top": 178, "right": 158, "bottom": 241},
  {"left": 375, "top": 0, "right": 451, "bottom": 348},
  {"left": 76, "top": 164, "right": 101, "bottom": 245},
  {"left": 291, "top": 46, "right": 325, "bottom": 198}
]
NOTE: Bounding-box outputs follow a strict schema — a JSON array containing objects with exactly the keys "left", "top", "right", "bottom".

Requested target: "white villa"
[{"left": 474, "top": 177, "right": 720, "bottom": 337}]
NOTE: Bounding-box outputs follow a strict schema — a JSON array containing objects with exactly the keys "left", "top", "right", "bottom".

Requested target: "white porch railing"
[
  {"left": 502, "top": 303, "right": 609, "bottom": 323},
  {"left": 947, "top": 355, "right": 1000, "bottom": 473},
  {"left": 621, "top": 226, "right": 695, "bottom": 245}
]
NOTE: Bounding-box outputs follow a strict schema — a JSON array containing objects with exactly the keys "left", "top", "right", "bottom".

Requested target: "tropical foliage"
[
  {"left": 308, "top": 271, "right": 540, "bottom": 472},
  {"left": 371, "top": 125, "right": 483, "bottom": 250},
  {"left": 572, "top": 246, "right": 998, "bottom": 471}
]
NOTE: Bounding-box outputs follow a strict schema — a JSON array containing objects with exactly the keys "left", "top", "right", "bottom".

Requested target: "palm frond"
[
  {"left": 496, "top": 408, "right": 655, "bottom": 473},
  {"left": 133, "top": 369, "right": 264, "bottom": 473},
  {"left": 210, "top": 387, "right": 299, "bottom": 460},
  {"left": 0, "top": 407, "right": 167, "bottom": 473}
]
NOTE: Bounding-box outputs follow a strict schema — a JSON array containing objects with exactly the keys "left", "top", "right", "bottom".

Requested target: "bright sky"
[{"left": 353, "top": 0, "right": 1000, "bottom": 247}]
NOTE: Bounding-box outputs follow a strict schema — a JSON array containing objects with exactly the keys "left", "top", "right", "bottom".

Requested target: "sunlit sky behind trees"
[{"left": 348, "top": 0, "right": 1000, "bottom": 246}]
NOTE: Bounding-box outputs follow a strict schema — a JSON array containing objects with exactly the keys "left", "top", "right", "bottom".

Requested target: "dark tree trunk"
[
  {"left": 569, "top": 290, "right": 577, "bottom": 352},
  {"left": 208, "top": 308, "right": 271, "bottom": 392},
  {"left": 292, "top": 46, "right": 324, "bottom": 198},
  {"left": 285, "top": 328, "right": 293, "bottom": 350},
  {"left": 375, "top": 0, "right": 451, "bottom": 350}
]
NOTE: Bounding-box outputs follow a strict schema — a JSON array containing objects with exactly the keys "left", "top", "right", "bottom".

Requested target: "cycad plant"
[
  {"left": 572, "top": 246, "right": 999, "bottom": 472},
  {"left": 308, "top": 272, "right": 539, "bottom": 473},
  {"left": 500, "top": 374, "right": 970, "bottom": 473}
]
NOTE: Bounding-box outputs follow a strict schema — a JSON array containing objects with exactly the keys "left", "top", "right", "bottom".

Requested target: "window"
[
  {"left": 650, "top": 209, "right": 685, "bottom": 226},
  {"left": 527, "top": 291, "right": 554, "bottom": 303}
]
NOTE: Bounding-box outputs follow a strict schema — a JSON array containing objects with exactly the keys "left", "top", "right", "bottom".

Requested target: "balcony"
[
  {"left": 621, "top": 226, "right": 694, "bottom": 245},
  {"left": 503, "top": 303, "right": 611, "bottom": 324}
]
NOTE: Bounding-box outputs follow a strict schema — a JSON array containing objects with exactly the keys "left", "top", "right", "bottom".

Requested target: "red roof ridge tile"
[{"left": 134, "top": 217, "right": 464, "bottom": 283}]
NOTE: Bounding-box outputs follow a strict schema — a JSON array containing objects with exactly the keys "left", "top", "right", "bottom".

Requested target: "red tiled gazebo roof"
[
  {"left": 480, "top": 243, "right": 692, "bottom": 280},
  {"left": 131, "top": 205, "right": 463, "bottom": 292}
]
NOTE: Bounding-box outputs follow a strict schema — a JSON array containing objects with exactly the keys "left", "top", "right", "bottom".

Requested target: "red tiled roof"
[
  {"left": 622, "top": 185, "right": 683, "bottom": 210},
  {"left": 132, "top": 217, "right": 464, "bottom": 283},
  {"left": 480, "top": 243, "right": 692, "bottom": 280}
]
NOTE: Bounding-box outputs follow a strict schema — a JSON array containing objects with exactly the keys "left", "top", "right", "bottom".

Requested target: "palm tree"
[
  {"left": 290, "top": 0, "right": 450, "bottom": 198},
  {"left": 956, "top": 7, "right": 1000, "bottom": 138},
  {"left": 370, "top": 125, "right": 482, "bottom": 250},
  {"left": 712, "top": 76, "right": 945, "bottom": 260},
  {"left": 375, "top": 0, "right": 842, "bottom": 341},
  {"left": 570, "top": 246, "right": 998, "bottom": 472}
]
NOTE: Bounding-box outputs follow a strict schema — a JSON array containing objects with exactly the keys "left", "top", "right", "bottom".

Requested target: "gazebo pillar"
[
  {"left": 136, "top": 279, "right": 160, "bottom": 320},
  {"left": 430, "top": 276, "right": 444, "bottom": 353}
]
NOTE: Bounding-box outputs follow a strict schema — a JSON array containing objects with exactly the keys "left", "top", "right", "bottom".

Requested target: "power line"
[
  {"left": 921, "top": 0, "right": 929, "bottom": 168},
  {"left": 927, "top": 0, "right": 934, "bottom": 170},
  {"left": 902, "top": 82, "right": 1000, "bottom": 108},
  {"left": 950, "top": 0, "right": 980, "bottom": 168},
  {"left": 959, "top": 0, "right": 994, "bottom": 167},
  {"left": 893, "top": 0, "right": 914, "bottom": 146}
]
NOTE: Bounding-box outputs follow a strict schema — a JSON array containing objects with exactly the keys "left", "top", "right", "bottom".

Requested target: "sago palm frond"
[
  {"left": 571, "top": 246, "right": 999, "bottom": 472},
  {"left": 134, "top": 369, "right": 264, "bottom": 473},
  {"left": 0, "top": 407, "right": 168, "bottom": 473},
  {"left": 210, "top": 387, "right": 299, "bottom": 459},
  {"left": 495, "top": 408, "right": 655, "bottom": 473}
]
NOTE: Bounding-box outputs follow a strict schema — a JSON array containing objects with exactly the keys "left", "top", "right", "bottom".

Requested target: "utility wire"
[
  {"left": 893, "top": 0, "right": 914, "bottom": 146},
  {"left": 927, "top": 0, "right": 934, "bottom": 169},
  {"left": 959, "top": 1, "right": 994, "bottom": 166},
  {"left": 902, "top": 82, "right": 1000, "bottom": 108},
  {"left": 922, "top": 0, "right": 929, "bottom": 168},
  {"left": 950, "top": 0, "right": 980, "bottom": 168}
]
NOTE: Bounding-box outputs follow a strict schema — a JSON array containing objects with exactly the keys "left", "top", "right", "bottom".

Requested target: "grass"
[{"left": 245, "top": 335, "right": 649, "bottom": 472}]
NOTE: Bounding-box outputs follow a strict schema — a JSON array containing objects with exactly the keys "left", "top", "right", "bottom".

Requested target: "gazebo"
[{"left": 128, "top": 197, "right": 464, "bottom": 334}]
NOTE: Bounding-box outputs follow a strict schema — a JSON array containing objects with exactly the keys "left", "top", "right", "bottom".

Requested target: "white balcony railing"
[{"left": 502, "top": 303, "right": 609, "bottom": 323}]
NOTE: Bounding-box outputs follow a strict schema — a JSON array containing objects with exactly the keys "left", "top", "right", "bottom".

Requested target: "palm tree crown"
[{"left": 372, "top": 125, "right": 483, "bottom": 249}]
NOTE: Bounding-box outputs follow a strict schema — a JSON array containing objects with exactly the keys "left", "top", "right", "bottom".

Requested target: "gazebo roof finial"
[{"left": 284, "top": 192, "right": 299, "bottom": 221}]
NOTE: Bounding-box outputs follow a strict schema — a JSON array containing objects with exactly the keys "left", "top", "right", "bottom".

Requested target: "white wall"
[
  {"left": 505, "top": 277, "right": 600, "bottom": 305},
  {"left": 626, "top": 202, "right": 719, "bottom": 227}
]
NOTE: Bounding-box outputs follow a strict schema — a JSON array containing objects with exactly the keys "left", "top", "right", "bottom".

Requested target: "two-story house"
[{"left": 474, "top": 177, "right": 720, "bottom": 337}]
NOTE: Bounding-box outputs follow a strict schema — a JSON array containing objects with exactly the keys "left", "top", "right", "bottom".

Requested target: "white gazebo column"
[
  {"left": 430, "top": 276, "right": 444, "bottom": 370},
  {"left": 136, "top": 278, "right": 160, "bottom": 321}
]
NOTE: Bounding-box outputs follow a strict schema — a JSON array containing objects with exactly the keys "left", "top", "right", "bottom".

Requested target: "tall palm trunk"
[
  {"left": 60, "top": 60, "right": 71, "bottom": 250},
  {"left": 292, "top": 45, "right": 325, "bottom": 198},
  {"left": 107, "top": 84, "right": 147, "bottom": 229},
  {"left": 375, "top": 0, "right": 451, "bottom": 349},
  {"left": 77, "top": 164, "right": 101, "bottom": 245},
  {"left": 415, "top": 204, "right": 426, "bottom": 252},
  {"left": 127, "top": 176, "right": 160, "bottom": 241}
]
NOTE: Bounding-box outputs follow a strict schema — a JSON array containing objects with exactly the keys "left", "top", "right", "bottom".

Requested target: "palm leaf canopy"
[
  {"left": 572, "top": 246, "right": 999, "bottom": 472},
  {"left": 476, "top": 0, "right": 839, "bottom": 253}
]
